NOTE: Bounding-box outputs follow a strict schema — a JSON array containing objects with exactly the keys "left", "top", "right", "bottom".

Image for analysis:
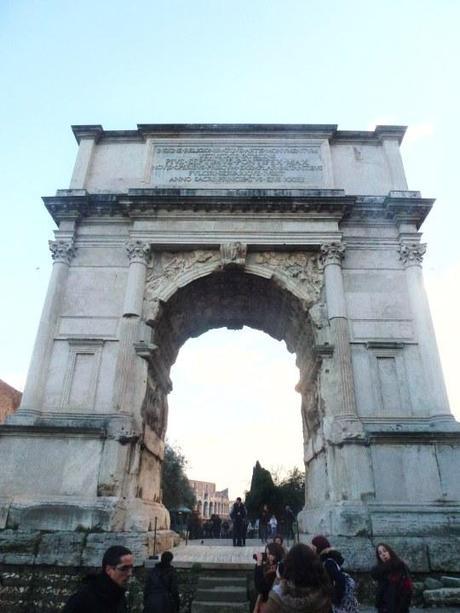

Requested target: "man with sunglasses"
[{"left": 62, "top": 545, "right": 133, "bottom": 612}]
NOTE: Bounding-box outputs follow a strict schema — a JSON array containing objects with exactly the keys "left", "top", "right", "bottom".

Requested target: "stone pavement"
[{"left": 151, "top": 542, "right": 261, "bottom": 570}]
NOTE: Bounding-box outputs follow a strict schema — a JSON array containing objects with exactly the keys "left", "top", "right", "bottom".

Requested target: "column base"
[{"left": 298, "top": 501, "right": 460, "bottom": 538}]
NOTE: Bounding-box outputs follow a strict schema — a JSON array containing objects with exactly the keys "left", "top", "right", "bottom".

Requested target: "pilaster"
[
  {"left": 320, "top": 242, "right": 358, "bottom": 418},
  {"left": 399, "top": 240, "right": 451, "bottom": 417},
  {"left": 113, "top": 240, "right": 151, "bottom": 414},
  {"left": 18, "top": 239, "right": 75, "bottom": 416}
]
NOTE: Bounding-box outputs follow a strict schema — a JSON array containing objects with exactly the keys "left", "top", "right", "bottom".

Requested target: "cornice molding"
[
  {"left": 43, "top": 189, "right": 432, "bottom": 228},
  {"left": 70, "top": 123, "right": 407, "bottom": 144},
  {"left": 71, "top": 125, "right": 104, "bottom": 144}
]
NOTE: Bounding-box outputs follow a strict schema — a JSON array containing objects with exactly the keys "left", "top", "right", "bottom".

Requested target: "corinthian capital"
[
  {"left": 399, "top": 242, "right": 426, "bottom": 267},
  {"left": 125, "top": 240, "right": 151, "bottom": 264},
  {"left": 49, "top": 239, "right": 75, "bottom": 264},
  {"left": 320, "top": 242, "right": 346, "bottom": 266}
]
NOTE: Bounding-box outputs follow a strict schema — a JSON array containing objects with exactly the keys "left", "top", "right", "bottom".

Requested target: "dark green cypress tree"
[{"left": 245, "top": 461, "right": 281, "bottom": 519}]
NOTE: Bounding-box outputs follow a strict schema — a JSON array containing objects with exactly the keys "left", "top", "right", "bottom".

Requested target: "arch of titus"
[{"left": 1, "top": 124, "right": 460, "bottom": 565}]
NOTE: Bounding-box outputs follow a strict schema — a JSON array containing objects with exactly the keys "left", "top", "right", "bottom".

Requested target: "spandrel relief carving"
[
  {"left": 252, "top": 252, "right": 323, "bottom": 304},
  {"left": 144, "top": 250, "right": 220, "bottom": 318}
]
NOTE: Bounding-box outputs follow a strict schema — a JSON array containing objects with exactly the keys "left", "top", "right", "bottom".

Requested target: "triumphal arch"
[{"left": 1, "top": 124, "right": 459, "bottom": 566}]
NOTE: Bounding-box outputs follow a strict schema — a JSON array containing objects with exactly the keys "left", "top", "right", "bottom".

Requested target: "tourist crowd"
[
  {"left": 61, "top": 533, "right": 412, "bottom": 613},
  {"left": 252, "top": 534, "right": 412, "bottom": 613}
]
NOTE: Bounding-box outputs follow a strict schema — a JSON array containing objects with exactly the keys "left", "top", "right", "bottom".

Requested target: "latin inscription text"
[{"left": 152, "top": 143, "right": 324, "bottom": 187}]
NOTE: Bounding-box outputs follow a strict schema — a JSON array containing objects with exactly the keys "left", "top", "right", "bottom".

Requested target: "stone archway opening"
[
  {"left": 137, "top": 264, "right": 324, "bottom": 523},
  {"left": 167, "top": 326, "right": 304, "bottom": 502}
]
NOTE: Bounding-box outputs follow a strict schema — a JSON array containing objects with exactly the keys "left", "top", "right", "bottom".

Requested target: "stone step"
[
  {"left": 192, "top": 570, "right": 250, "bottom": 611},
  {"left": 440, "top": 576, "right": 460, "bottom": 588},
  {"left": 191, "top": 602, "right": 249, "bottom": 613},
  {"left": 196, "top": 586, "right": 248, "bottom": 603},
  {"left": 423, "top": 587, "right": 460, "bottom": 607},
  {"left": 199, "top": 575, "right": 248, "bottom": 587}
]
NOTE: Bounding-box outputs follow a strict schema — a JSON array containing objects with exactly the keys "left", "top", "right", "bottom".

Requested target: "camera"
[{"left": 252, "top": 552, "right": 267, "bottom": 561}]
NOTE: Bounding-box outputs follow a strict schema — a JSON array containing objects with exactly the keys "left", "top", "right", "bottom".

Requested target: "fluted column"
[
  {"left": 113, "top": 240, "right": 151, "bottom": 413},
  {"left": 20, "top": 240, "right": 75, "bottom": 412},
  {"left": 399, "top": 241, "right": 450, "bottom": 417},
  {"left": 321, "top": 242, "right": 358, "bottom": 417}
]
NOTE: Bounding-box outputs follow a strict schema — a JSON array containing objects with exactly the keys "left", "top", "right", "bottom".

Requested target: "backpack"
[{"left": 328, "top": 559, "right": 359, "bottom": 613}]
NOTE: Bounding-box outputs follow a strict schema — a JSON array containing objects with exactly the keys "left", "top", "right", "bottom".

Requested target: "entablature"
[{"left": 43, "top": 188, "right": 433, "bottom": 230}]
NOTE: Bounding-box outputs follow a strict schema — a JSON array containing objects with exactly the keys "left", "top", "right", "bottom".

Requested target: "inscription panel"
[{"left": 150, "top": 140, "right": 328, "bottom": 188}]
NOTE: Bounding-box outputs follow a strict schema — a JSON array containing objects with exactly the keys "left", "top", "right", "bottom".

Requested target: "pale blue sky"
[{"left": 1, "top": 1, "right": 459, "bottom": 496}]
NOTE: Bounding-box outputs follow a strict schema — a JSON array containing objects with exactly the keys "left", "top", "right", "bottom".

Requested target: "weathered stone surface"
[
  {"left": 0, "top": 530, "right": 41, "bottom": 565},
  {"left": 413, "top": 581, "right": 425, "bottom": 594},
  {"left": 427, "top": 538, "right": 460, "bottom": 572},
  {"left": 424, "top": 577, "right": 444, "bottom": 589},
  {"left": 81, "top": 530, "right": 177, "bottom": 567},
  {"left": 36, "top": 532, "right": 86, "bottom": 566},
  {"left": 6, "top": 497, "right": 121, "bottom": 532},
  {"left": 0, "top": 498, "right": 10, "bottom": 529},
  {"left": 326, "top": 537, "right": 375, "bottom": 571},
  {"left": 82, "top": 532, "right": 151, "bottom": 567},
  {"left": 423, "top": 587, "right": 460, "bottom": 606},
  {"left": 441, "top": 576, "right": 460, "bottom": 588}
]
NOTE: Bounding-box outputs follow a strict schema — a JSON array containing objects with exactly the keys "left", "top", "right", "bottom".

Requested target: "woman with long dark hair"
[
  {"left": 371, "top": 543, "right": 412, "bottom": 613},
  {"left": 253, "top": 542, "right": 285, "bottom": 613},
  {"left": 263, "top": 543, "right": 331, "bottom": 613}
]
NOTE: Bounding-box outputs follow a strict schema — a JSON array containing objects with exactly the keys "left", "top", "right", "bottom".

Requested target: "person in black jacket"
[
  {"left": 371, "top": 543, "right": 412, "bottom": 613},
  {"left": 259, "top": 504, "right": 270, "bottom": 543},
  {"left": 282, "top": 505, "right": 296, "bottom": 543},
  {"left": 62, "top": 545, "right": 133, "bottom": 613},
  {"left": 230, "top": 497, "right": 247, "bottom": 546},
  {"left": 144, "top": 551, "right": 180, "bottom": 613}
]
